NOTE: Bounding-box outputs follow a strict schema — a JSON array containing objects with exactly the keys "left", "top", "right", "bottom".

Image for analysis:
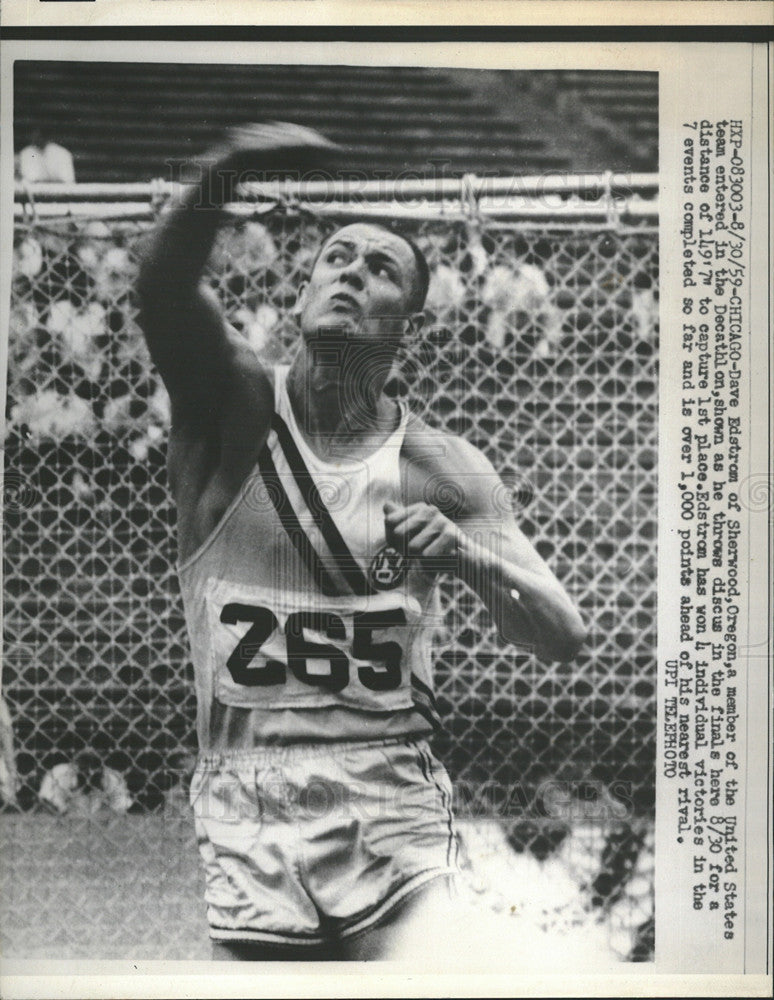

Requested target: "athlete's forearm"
[
  {"left": 134, "top": 154, "right": 243, "bottom": 406},
  {"left": 454, "top": 532, "right": 587, "bottom": 662},
  {"left": 137, "top": 154, "right": 237, "bottom": 300}
]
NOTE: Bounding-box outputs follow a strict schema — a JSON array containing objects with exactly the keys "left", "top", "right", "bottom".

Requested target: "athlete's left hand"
[{"left": 383, "top": 500, "right": 463, "bottom": 568}]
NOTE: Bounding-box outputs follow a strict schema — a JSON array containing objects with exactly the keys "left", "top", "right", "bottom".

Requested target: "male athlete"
[{"left": 136, "top": 123, "right": 586, "bottom": 962}]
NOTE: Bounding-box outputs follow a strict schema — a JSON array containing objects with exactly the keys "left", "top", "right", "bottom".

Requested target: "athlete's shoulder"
[
  {"left": 401, "top": 414, "right": 501, "bottom": 518},
  {"left": 402, "top": 413, "right": 497, "bottom": 476}
]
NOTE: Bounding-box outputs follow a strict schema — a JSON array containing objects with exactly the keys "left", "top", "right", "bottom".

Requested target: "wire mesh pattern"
[{"left": 3, "top": 199, "right": 657, "bottom": 959}]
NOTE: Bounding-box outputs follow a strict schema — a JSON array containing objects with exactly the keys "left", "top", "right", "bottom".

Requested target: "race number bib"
[{"left": 204, "top": 579, "right": 422, "bottom": 711}]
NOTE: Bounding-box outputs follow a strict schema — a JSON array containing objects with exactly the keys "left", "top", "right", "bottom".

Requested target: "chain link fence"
[{"left": 3, "top": 186, "right": 657, "bottom": 960}]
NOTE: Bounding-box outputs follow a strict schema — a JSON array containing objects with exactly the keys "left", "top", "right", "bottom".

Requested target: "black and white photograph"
[{"left": 3, "top": 53, "right": 661, "bottom": 967}]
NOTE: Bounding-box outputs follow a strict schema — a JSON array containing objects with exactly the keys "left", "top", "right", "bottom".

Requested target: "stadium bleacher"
[
  {"left": 549, "top": 70, "right": 658, "bottom": 170},
  {"left": 13, "top": 63, "right": 658, "bottom": 182}
]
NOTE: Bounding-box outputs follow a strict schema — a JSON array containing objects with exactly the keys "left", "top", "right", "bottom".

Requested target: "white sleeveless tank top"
[{"left": 178, "top": 365, "right": 441, "bottom": 751}]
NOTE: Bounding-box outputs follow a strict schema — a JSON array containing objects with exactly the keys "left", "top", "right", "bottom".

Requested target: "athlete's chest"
[
  {"left": 229, "top": 437, "right": 402, "bottom": 581},
  {"left": 177, "top": 416, "right": 441, "bottom": 717}
]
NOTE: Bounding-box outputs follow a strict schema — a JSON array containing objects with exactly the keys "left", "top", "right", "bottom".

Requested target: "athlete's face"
[{"left": 296, "top": 224, "right": 419, "bottom": 343}]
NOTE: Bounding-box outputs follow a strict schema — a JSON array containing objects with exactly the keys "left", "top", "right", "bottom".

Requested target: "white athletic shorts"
[{"left": 190, "top": 737, "right": 459, "bottom": 946}]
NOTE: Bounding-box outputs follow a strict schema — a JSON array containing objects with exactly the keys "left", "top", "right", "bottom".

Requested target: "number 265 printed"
[{"left": 220, "top": 604, "right": 408, "bottom": 693}]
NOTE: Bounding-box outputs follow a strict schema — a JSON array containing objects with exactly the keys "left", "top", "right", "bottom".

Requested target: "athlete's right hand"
[{"left": 209, "top": 121, "right": 344, "bottom": 170}]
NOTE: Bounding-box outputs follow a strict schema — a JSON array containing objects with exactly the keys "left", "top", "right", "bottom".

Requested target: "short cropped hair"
[{"left": 315, "top": 223, "right": 430, "bottom": 314}]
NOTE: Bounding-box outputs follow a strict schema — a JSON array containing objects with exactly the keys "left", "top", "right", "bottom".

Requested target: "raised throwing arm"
[{"left": 136, "top": 122, "right": 341, "bottom": 427}]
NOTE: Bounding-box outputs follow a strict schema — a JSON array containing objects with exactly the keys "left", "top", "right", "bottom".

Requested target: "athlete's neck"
[{"left": 286, "top": 341, "right": 399, "bottom": 457}]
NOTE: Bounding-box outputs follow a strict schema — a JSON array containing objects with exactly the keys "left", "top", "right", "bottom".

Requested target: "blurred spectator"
[
  {"left": 8, "top": 388, "right": 96, "bottom": 445},
  {"left": 16, "top": 129, "right": 76, "bottom": 184},
  {"left": 39, "top": 750, "right": 134, "bottom": 815},
  {"left": 0, "top": 693, "right": 20, "bottom": 808},
  {"left": 481, "top": 262, "right": 563, "bottom": 355},
  {"left": 425, "top": 263, "right": 466, "bottom": 315},
  {"left": 39, "top": 760, "right": 79, "bottom": 812}
]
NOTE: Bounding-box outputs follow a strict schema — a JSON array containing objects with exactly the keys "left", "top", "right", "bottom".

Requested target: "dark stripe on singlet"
[
  {"left": 271, "top": 412, "right": 376, "bottom": 598},
  {"left": 410, "top": 671, "right": 442, "bottom": 730},
  {"left": 257, "top": 444, "right": 339, "bottom": 597},
  {"left": 411, "top": 671, "right": 440, "bottom": 713}
]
